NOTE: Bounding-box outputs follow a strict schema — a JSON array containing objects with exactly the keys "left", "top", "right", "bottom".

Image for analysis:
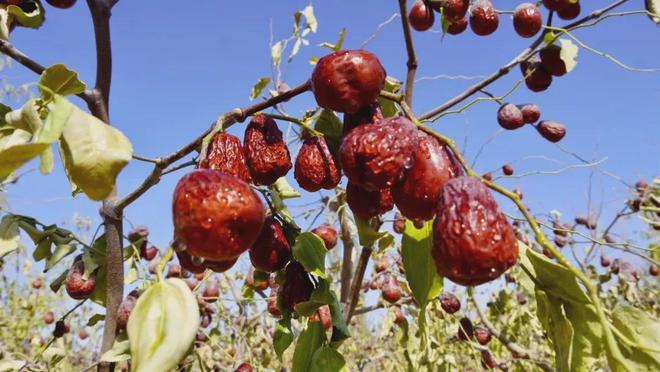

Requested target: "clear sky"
[{"left": 2, "top": 1, "right": 659, "bottom": 279}]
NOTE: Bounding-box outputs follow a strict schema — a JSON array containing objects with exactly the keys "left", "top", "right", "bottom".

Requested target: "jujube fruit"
[
  {"left": 43, "top": 311, "right": 55, "bottom": 325},
  {"left": 249, "top": 216, "right": 291, "bottom": 272},
  {"left": 346, "top": 182, "right": 394, "bottom": 218},
  {"left": 542, "top": 0, "right": 568, "bottom": 12},
  {"left": 234, "top": 363, "right": 253, "bottom": 372},
  {"left": 474, "top": 326, "right": 492, "bottom": 345},
  {"left": 267, "top": 295, "right": 281, "bottom": 317},
  {"left": 340, "top": 115, "right": 418, "bottom": 191},
  {"left": 440, "top": 292, "right": 461, "bottom": 314},
  {"left": 280, "top": 261, "right": 314, "bottom": 313},
  {"left": 600, "top": 256, "right": 611, "bottom": 268},
  {"left": 79, "top": 329, "right": 89, "bottom": 340},
  {"left": 244, "top": 114, "right": 292, "bottom": 185},
  {"left": 540, "top": 45, "right": 568, "bottom": 76},
  {"left": 513, "top": 3, "right": 542, "bottom": 38},
  {"left": 65, "top": 257, "right": 96, "bottom": 300},
  {"left": 393, "top": 306, "right": 405, "bottom": 324},
  {"left": 176, "top": 250, "right": 206, "bottom": 274},
  {"left": 558, "top": 1, "right": 580, "bottom": 20},
  {"left": 381, "top": 273, "right": 402, "bottom": 303},
  {"left": 45, "top": 0, "right": 76, "bottom": 9},
  {"left": 205, "top": 258, "right": 238, "bottom": 273},
  {"left": 294, "top": 136, "right": 341, "bottom": 192},
  {"left": 536, "top": 120, "right": 566, "bottom": 143},
  {"left": 650, "top": 264, "right": 659, "bottom": 277},
  {"left": 311, "top": 50, "right": 387, "bottom": 114},
  {"left": 53, "top": 321, "right": 70, "bottom": 338},
  {"left": 502, "top": 164, "right": 514, "bottom": 176},
  {"left": 198, "top": 132, "right": 251, "bottom": 183},
  {"left": 446, "top": 17, "right": 468, "bottom": 35},
  {"left": 432, "top": 177, "right": 519, "bottom": 286},
  {"left": 443, "top": 0, "right": 469, "bottom": 21},
  {"left": 409, "top": 0, "right": 435, "bottom": 32},
  {"left": 31, "top": 277, "right": 43, "bottom": 289},
  {"left": 497, "top": 103, "right": 525, "bottom": 130},
  {"left": 166, "top": 263, "right": 182, "bottom": 278},
  {"left": 470, "top": 0, "right": 499, "bottom": 36},
  {"left": 309, "top": 305, "right": 332, "bottom": 330},
  {"left": 393, "top": 131, "right": 463, "bottom": 221},
  {"left": 116, "top": 292, "right": 139, "bottom": 331},
  {"left": 517, "top": 103, "right": 541, "bottom": 123},
  {"left": 457, "top": 316, "right": 474, "bottom": 340},
  {"left": 311, "top": 223, "right": 338, "bottom": 250},
  {"left": 172, "top": 169, "right": 265, "bottom": 262},
  {"left": 202, "top": 281, "right": 220, "bottom": 303},
  {"left": 521, "top": 55, "right": 553, "bottom": 92},
  {"left": 481, "top": 350, "right": 498, "bottom": 369}
]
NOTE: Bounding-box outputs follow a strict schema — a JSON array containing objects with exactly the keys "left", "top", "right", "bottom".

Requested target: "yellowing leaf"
[
  {"left": 128, "top": 278, "right": 199, "bottom": 372},
  {"left": 302, "top": 5, "right": 318, "bottom": 33},
  {"left": 7, "top": 1, "right": 45, "bottom": 29},
  {"left": 58, "top": 101, "right": 132, "bottom": 200},
  {"left": 647, "top": 0, "right": 660, "bottom": 24},
  {"left": 559, "top": 38, "right": 578, "bottom": 74},
  {"left": 0, "top": 214, "right": 20, "bottom": 259},
  {"left": 249, "top": 77, "right": 271, "bottom": 100},
  {"left": 39, "top": 64, "right": 86, "bottom": 99}
]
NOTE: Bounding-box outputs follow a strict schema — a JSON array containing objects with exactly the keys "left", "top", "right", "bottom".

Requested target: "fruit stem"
[{"left": 263, "top": 113, "right": 322, "bottom": 137}]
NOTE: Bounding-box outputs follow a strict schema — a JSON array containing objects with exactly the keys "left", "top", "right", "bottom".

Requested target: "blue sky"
[{"left": 2, "top": 1, "right": 659, "bottom": 280}]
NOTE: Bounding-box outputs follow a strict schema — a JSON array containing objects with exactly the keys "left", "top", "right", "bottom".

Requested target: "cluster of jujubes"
[{"left": 497, "top": 102, "right": 567, "bottom": 143}]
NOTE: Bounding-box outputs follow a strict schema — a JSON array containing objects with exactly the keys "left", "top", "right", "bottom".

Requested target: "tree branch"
[
  {"left": 86, "top": 0, "right": 113, "bottom": 121},
  {"left": 338, "top": 192, "right": 354, "bottom": 304},
  {"left": 344, "top": 243, "right": 373, "bottom": 323},
  {"left": 470, "top": 294, "right": 553, "bottom": 372},
  {"left": 114, "top": 80, "right": 311, "bottom": 210},
  {"left": 397, "top": 0, "right": 418, "bottom": 107}
]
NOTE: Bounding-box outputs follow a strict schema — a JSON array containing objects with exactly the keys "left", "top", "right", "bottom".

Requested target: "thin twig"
[{"left": 397, "top": 0, "right": 418, "bottom": 107}]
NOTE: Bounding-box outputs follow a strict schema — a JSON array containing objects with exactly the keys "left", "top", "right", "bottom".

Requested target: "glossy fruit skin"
[
  {"left": 202, "top": 282, "right": 220, "bottom": 303},
  {"left": 342, "top": 103, "right": 383, "bottom": 136},
  {"left": 249, "top": 216, "right": 291, "bottom": 272},
  {"left": 172, "top": 169, "right": 265, "bottom": 262},
  {"left": 432, "top": 177, "right": 519, "bottom": 286},
  {"left": 517, "top": 103, "right": 541, "bottom": 123},
  {"left": 46, "top": 0, "right": 76, "bottom": 9},
  {"left": 558, "top": 1, "right": 580, "bottom": 20},
  {"left": 650, "top": 264, "right": 659, "bottom": 277},
  {"left": 470, "top": 0, "right": 499, "bottom": 36},
  {"left": 311, "top": 223, "right": 338, "bottom": 250},
  {"left": 310, "top": 305, "right": 332, "bottom": 330},
  {"left": 65, "top": 258, "right": 96, "bottom": 300},
  {"left": 176, "top": 250, "right": 206, "bottom": 274},
  {"left": 281, "top": 262, "right": 314, "bottom": 312},
  {"left": 244, "top": 115, "right": 292, "bottom": 185},
  {"left": 474, "top": 326, "right": 492, "bottom": 345},
  {"left": 198, "top": 132, "right": 251, "bottom": 183},
  {"left": 311, "top": 50, "right": 387, "bottom": 114},
  {"left": 409, "top": 0, "right": 435, "bottom": 31},
  {"left": 542, "top": 0, "right": 567, "bottom": 12},
  {"left": 142, "top": 246, "right": 158, "bottom": 261},
  {"left": 502, "top": 164, "right": 514, "bottom": 176},
  {"left": 537, "top": 120, "right": 566, "bottom": 143},
  {"left": 440, "top": 292, "right": 461, "bottom": 314},
  {"left": 294, "top": 136, "right": 341, "bottom": 192},
  {"left": 381, "top": 273, "right": 402, "bottom": 303},
  {"left": 497, "top": 103, "right": 525, "bottom": 130},
  {"left": 205, "top": 258, "right": 238, "bottom": 273},
  {"left": 513, "top": 3, "right": 542, "bottom": 38},
  {"left": 540, "top": 45, "right": 567, "bottom": 76},
  {"left": 341, "top": 116, "right": 418, "bottom": 191},
  {"left": 521, "top": 56, "right": 553, "bottom": 92},
  {"left": 393, "top": 132, "right": 463, "bottom": 221},
  {"left": 443, "top": 0, "right": 469, "bottom": 21},
  {"left": 346, "top": 182, "right": 394, "bottom": 218},
  {"left": 447, "top": 17, "right": 468, "bottom": 35},
  {"left": 481, "top": 350, "right": 498, "bottom": 369}
]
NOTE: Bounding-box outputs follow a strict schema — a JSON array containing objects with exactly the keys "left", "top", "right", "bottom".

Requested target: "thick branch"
[
  {"left": 397, "top": 0, "right": 418, "bottom": 107},
  {"left": 344, "top": 244, "right": 373, "bottom": 323},
  {"left": 115, "top": 80, "right": 311, "bottom": 211},
  {"left": 338, "top": 192, "right": 354, "bottom": 304},
  {"left": 86, "top": 0, "right": 113, "bottom": 120},
  {"left": 471, "top": 294, "right": 553, "bottom": 372}
]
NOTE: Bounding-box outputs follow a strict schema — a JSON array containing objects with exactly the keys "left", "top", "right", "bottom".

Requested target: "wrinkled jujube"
[
  {"left": 294, "top": 136, "right": 341, "bottom": 192},
  {"left": 432, "top": 177, "right": 519, "bottom": 286},
  {"left": 65, "top": 257, "right": 97, "bottom": 300},
  {"left": 521, "top": 56, "right": 553, "bottom": 92},
  {"left": 346, "top": 182, "right": 394, "bottom": 218},
  {"left": 470, "top": 0, "right": 499, "bottom": 36},
  {"left": 536, "top": 120, "right": 566, "bottom": 143},
  {"left": 540, "top": 44, "right": 568, "bottom": 77},
  {"left": 381, "top": 273, "right": 402, "bottom": 303},
  {"left": 249, "top": 216, "right": 291, "bottom": 272},
  {"left": 198, "top": 132, "right": 252, "bottom": 183},
  {"left": 497, "top": 103, "right": 525, "bottom": 130},
  {"left": 281, "top": 261, "right": 314, "bottom": 313},
  {"left": 244, "top": 115, "right": 292, "bottom": 185}
]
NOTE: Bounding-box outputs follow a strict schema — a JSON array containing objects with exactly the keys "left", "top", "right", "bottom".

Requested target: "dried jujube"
[
  {"left": 311, "top": 223, "right": 338, "bottom": 250},
  {"left": 432, "top": 176, "right": 519, "bottom": 286},
  {"left": 346, "top": 182, "right": 394, "bottom": 218},
  {"left": 340, "top": 116, "right": 418, "bottom": 191},
  {"left": 342, "top": 103, "right": 383, "bottom": 136},
  {"left": 244, "top": 114, "right": 292, "bottom": 185},
  {"left": 65, "top": 257, "right": 97, "bottom": 300},
  {"left": 172, "top": 169, "right": 265, "bottom": 262},
  {"left": 393, "top": 131, "right": 463, "bottom": 221},
  {"left": 470, "top": 0, "right": 499, "bottom": 36},
  {"left": 294, "top": 136, "right": 341, "bottom": 192},
  {"left": 280, "top": 261, "right": 314, "bottom": 313},
  {"left": 198, "top": 132, "right": 251, "bottom": 183},
  {"left": 249, "top": 216, "right": 291, "bottom": 273}
]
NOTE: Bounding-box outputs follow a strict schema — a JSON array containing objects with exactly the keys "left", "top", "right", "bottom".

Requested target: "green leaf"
[
  {"left": 377, "top": 233, "right": 395, "bottom": 252},
  {"left": 314, "top": 109, "right": 342, "bottom": 153},
  {"left": 87, "top": 313, "right": 105, "bottom": 327},
  {"left": 310, "top": 346, "right": 347, "bottom": 372},
  {"left": 318, "top": 28, "right": 346, "bottom": 52},
  {"left": 100, "top": 333, "right": 131, "bottom": 363},
  {"left": 39, "top": 64, "right": 86, "bottom": 99},
  {"left": 401, "top": 220, "right": 442, "bottom": 306},
  {"left": 272, "top": 177, "right": 301, "bottom": 200},
  {"left": 0, "top": 103, "right": 12, "bottom": 126},
  {"left": 32, "top": 239, "right": 52, "bottom": 261},
  {"left": 355, "top": 216, "right": 386, "bottom": 246},
  {"left": 292, "top": 321, "right": 326, "bottom": 372},
  {"left": 44, "top": 243, "right": 75, "bottom": 271},
  {"left": 249, "top": 77, "right": 271, "bottom": 100},
  {"left": 49, "top": 270, "right": 67, "bottom": 293},
  {"left": 536, "top": 290, "right": 573, "bottom": 372},
  {"left": 58, "top": 99, "right": 132, "bottom": 200},
  {"left": 612, "top": 305, "right": 660, "bottom": 371},
  {"left": 292, "top": 232, "right": 327, "bottom": 279},
  {"left": 274, "top": 317, "right": 294, "bottom": 359},
  {"left": 7, "top": 1, "right": 45, "bottom": 29},
  {"left": 521, "top": 243, "right": 590, "bottom": 304},
  {"left": 0, "top": 129, "right": 49, "bottom": 181},
  {"left": 128, "top": 278, "right": 200, "bottom": 372},
  {"left": 328, "top": 292, "right": 350, "bottom": 344},
  {"left": 295, "top": 278, "right": 334, "bottom": 316},
  {"left": 377, "top": 77, "right": 402, "bottom": 118},
  {"left": 0, "top": 214, "right": 20, "bottom": 259},
  {"left": 559, "top": 38, "right": 578, "bottom": 74}
]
